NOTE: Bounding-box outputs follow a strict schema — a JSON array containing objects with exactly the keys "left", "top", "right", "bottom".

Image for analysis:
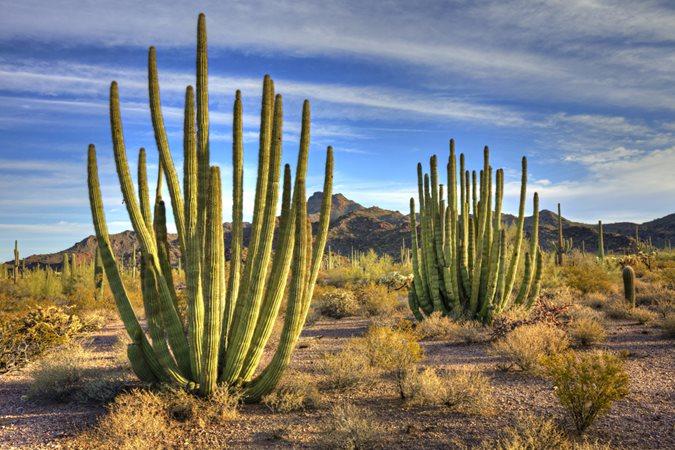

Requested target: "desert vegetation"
[{"left": 1, "top": 11, "right": 674, "bottom": 450}]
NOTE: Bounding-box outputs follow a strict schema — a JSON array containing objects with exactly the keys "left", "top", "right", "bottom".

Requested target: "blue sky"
[{"left": 1, "top": 0, "right": 674, "bottom": 258}]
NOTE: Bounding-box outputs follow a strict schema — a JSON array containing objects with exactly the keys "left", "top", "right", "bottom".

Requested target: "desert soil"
[{"left": 0, "top": 316, "right": 673, "bottom": 449}]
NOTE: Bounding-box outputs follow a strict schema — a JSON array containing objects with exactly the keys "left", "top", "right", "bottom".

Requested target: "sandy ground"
[{"left": 0, "top": 315, "right": 673, "bottom": 449}]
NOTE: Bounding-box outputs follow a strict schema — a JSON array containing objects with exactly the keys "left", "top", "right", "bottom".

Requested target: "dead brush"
[
  {"left": 568, "top": 318, "right": 607, "bottom": 347},
  {"left": 399, "top": 366, "right": 494, "bottom": 415},
  {"left": 320, "top": 401, "right": 387, "bottom": 450},
  {"left": 491, "top": 322, "right": 570, "bottom": 373},
  {"left": 262, "top": 370, "right": 322, "bottom": 412}
]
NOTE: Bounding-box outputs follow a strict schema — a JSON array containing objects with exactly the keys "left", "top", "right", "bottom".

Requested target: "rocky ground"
[{"left": 0, "top": 314, "right": 673, "bottom": 449}]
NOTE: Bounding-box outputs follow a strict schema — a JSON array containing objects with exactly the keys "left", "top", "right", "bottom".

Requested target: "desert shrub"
[
  {"left": 659, "top": 313, "right": 675, "bottom": 338},
  {"left": 27, "top": 343, "right": 123, "bottom": 403},
  {"left": 581, "top": 292, "right": 607, "bottom": 309},
  {"left": 561, "top": 263, "right": 616, "bottom": 295},
  {"left": 316, "top": 288, "right": 360, "bottom": 318},
  {"left": 564, "top": 304, "right": 604, "bottom": 323},
  {"left": 263, "top": 370, "right": 321, "bottom": 412},
  {"left": 319, "top": 346, "right": 377, "bottom": 389},
  {"left": 321, "top": 401, "right": 386, "bottom": 450},
  {"left": 543, "top": 351, "right": 629, "bottom": 435},
  {"left": 492, "top": 323, "right": 569, "bottom": 373},
  {"left": 414, "top": 312, "right": 458, "bottom": 340},
  {"left": 163, "top": 385, "right": 240, "bottom": 425},
  {"left": 604, "top": 298, "right": 657, "bottom": 324},
  {"left": 569, "top": 318, "right": 607, "bottom": 347},
  {"left": 357, "top": 325, "right": 423, "bottom": 372},
  {"left": 453, "top": 321, "right": 490, "bottom": 343},
  {"left": 486, "top": 414, "right": 612, "bottom": 450},
  {"left": 77, "top": 389, "right": 171, "bottom": 449},
  {"left": 0, "top": 305, "right": 85, "bottom": 373},
  {"left": 489, "top": 415, "right": 569, "bottom": 449},
  {"left": 323, "top": 249, "right": 407, "bottom": 286},
  {"left": 354, "top": 283, "right": 399, "bottom": 316},
  {"left": 401, "top": 366, "right": 493, "bottom": 415}
]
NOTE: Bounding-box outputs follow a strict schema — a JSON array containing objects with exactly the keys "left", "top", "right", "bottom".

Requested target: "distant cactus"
[
  {"left": 13, "top": 240, "right": 19, "bottom": 284},
  {"left": 86, "top": 14, "right": 333, "bottom": 399},
  {"left": 622, "top": 265, "right": 635, "bottom": 307},
  {"left": 131, "top": 242, "right": 137, "bottom": 279},
  {"left": 554, "top": 203, "right": 570, "bottom": 266},
  {"left": 597, "top": 220, "right": 605, "bottom": 259},
  {"left": 408, "top": 142, "right": 541, "bottom": 323},
  {"left": 62, "top": 253, "right": 70, "bottom": 282}
]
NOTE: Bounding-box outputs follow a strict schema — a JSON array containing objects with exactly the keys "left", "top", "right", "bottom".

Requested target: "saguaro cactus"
[
  {"left": 62, "top": 253, "right": 70, "bottom": 285},
  {"left": 598, "top": 220, "right": 605, "bottom": 259},
  {"left": 408, "top": 142, "right": 541, "bottom": 323},
  {"left": 622, "top": 265, "right": 635, "bottom": 307},
  {"left": 13, "top": 240, "right": 19, "bottom": 284},
  {"left": 556, "top": 203, "right": 565, "bottom": 266},
  {"left": 86, "top": 14, "right": 333, "bottom": 400}
]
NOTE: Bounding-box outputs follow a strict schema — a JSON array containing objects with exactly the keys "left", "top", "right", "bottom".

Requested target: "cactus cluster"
[
  {"left": 408, "top": 142, "right": 541, "bottom": 323},
  {"left": 86, "top": 14, "right": 333, "bottom": 400}
]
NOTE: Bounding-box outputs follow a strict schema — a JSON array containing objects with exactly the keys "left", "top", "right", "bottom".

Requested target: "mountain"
[
  {"left": 9, "top": 195, "right": 675, "bottom": 269},
  {"left": 307, "top": 192, "right": 364, "bottom": 223}
]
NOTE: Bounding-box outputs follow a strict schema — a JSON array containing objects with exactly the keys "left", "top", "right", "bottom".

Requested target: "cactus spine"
[
  {"left": 598, "top": 220, "right": 605, "bottom": 259},
  {"left": 13, "top": 240, "right": 19, "bottom": 284},
  {"left": 622, "top": 265, "right": 635, "bottom": 307},
  {"left": 86, "top": 14, "right": 333, "bottom": 400},
  {"left": 409, "top": 141, "right": 540, "bottom": 323}
]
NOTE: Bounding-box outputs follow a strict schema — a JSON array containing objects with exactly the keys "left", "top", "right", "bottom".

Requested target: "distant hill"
[{"left": 10, "top": 194, "right": 675, "bottom": 269}]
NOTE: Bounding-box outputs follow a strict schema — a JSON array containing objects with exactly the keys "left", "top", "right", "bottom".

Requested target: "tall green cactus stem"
[
  {"left": 62, "top": 252, "right": 70, "bottom": 286},
  {"left": 622, "top": 265, "right": 635, "bottom": 308},
  {"left": 94, "top": 246, "right": 104, "bottom": 301},
  {"left": 598, "top": 220, "right": 605, "bottom": 259},
  {"left": 556, "top": 203, "right": 564, "bottom": 266},
  {"left": 13, "top": 240, "right": 19, "bottom": 284},
  {"left": 86, "top": 14, "right": 332, "bottom": 399},
  {"left": 408, "top": 143, "right": 540, "bottom": 323}
]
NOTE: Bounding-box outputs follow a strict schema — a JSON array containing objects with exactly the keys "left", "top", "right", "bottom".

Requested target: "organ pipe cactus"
[
  {"left": 408, "top": 142, "right": 541, "bottom": 323},
  {"left": 622, "top": 265, "right": 635, "bottom": 307},
  {"left": 86, "top": 14, "right": 333, "bottom": 400}
]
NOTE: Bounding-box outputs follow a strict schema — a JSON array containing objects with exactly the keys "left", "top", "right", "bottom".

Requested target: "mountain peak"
[{"left": 307, "top": 192, "right": 365, "bottom": 222}]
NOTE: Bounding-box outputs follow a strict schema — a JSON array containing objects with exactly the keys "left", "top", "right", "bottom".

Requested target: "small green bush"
[
  {"left": 316, "top": 288, "right": 360, "bottom": 318},
  {"left": 543, "top": 351, "right": 629, "bottom": 434}
]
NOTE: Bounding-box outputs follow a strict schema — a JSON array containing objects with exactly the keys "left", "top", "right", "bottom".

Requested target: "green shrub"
[
  {"left": 561, "top": 263, "right": 616, "bottom": 295},
  {"left": 543, "top": 351, "right": 629, "bottom": 434},
  {"left": 316, "top": 288, "right": 360, "bottom": 318},
  {"left": 414, "top": 312, "right": 458, "bottom": 340},
  {"left": 357, "top": 325, "right": 423, "bottom": 372},
  {"left": 492, "top": 323, "right": 569, "bottom": 373}
]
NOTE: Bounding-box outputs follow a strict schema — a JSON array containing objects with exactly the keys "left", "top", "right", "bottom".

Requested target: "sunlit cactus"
[
  {"left": 86, "top": 14, "right": 333, "bottom": 400},
  {"left": 408, "top": 141, "right": 541, "bottom": 323},
  {"left": 598, "top": 220, "right": 605, "bottom": 259},
  {"left": 622, "top": 265, "right": 635, "bottom": 307}
]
